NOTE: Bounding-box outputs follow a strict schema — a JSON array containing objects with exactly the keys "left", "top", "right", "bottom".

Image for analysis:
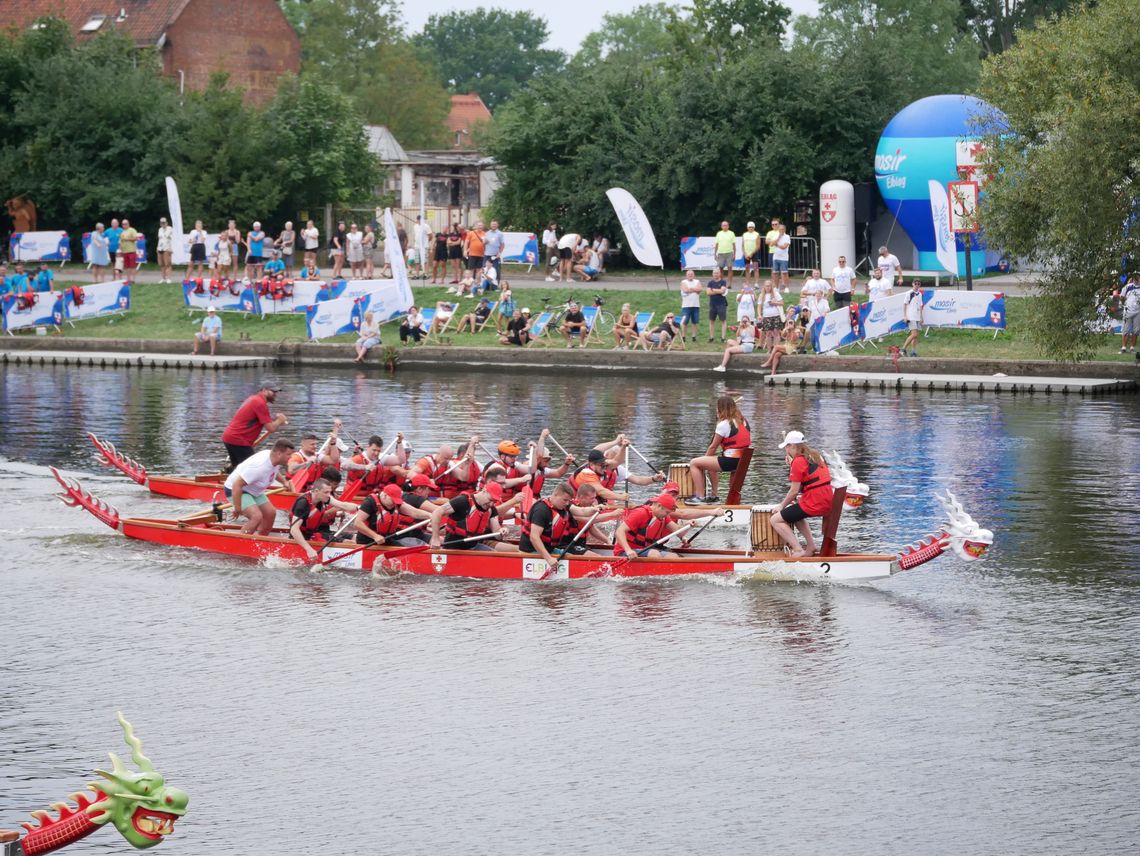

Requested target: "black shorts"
[
  {"left": 717, "top": 455, "right": 740, "bottom": 472},
  {"left": 190, "top": 244, "right": 206, "bottom": 262},
  {"left": 448, "top": 246, "right": 462, "bottom": 260},
  {"left": 558, "top": 247, "right": 573, "bottom": 260},
  {"left": 709, "top": 299, "right": 728, "bottom": 321},
  {"left": 247, "top": 255, "right": 263, "bottom": 265},
  {"left": 224, "top": 442, "right": 255, "bottom": 471},
  {"left": 779, "top": 502, "right": 810, "bottom": 524},
  {"left": 434, "top": 245, "right": 448, "bottom": 262},
  {"left": 467, "top": 255, "right": 484, "bottom": 270},
  {"left": 833, "top": 292, "right": 852, "bottom": 307}
]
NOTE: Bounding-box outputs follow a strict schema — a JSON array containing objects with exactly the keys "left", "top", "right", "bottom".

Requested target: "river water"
[{"left": 1, "top": 364, "right": 1137, "bottom": 855}]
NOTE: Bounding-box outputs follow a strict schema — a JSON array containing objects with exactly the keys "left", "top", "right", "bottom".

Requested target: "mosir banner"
[
  {"left": 9, "top": 231, "right": 70, "bottom": 262},
  {"left": 921, "top": 291, "right": 1005, "bottom": 330},
  {"left": 181, "top": 281, "right": 262, "bottom": 315},
  {"left": 306, "top": 294, "right": 368, "bottom": 341},
  {"left": 857, "top": 292, "right": 909, "bottom": 340},
  {"left": 811, "top": 305, "right": 860, "bottom": 353},
  {"left": 678, "top": 236, "right": 745, "bottom": 271},
  {"left": 63, "top": 281, "right": 132, "bottom": 321},
  {"left": 502, "top": 232, "right": 539, "bottom": 266},
  {"left": 1, "top": 291, "right": 61, "bottom": 332}
]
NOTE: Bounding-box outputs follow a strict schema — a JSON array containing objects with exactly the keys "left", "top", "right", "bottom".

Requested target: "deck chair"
[
  {"left": 417, "top": 307, "right": 436, "bottom": 337},
  {"left": 424, "top": 301, "right": 457, "bottom": 342},
  {"left": 573, "top": 305, "right": 599, "bottom": 346},
  {"left": 625, "top": 311, "right": 654, "bottom": 348},
  {"left": 526, "top": 310, "right": 554, "bottom": 345},
  {"left": 474, "top": 300, "right": 499, "bottom": 332}
]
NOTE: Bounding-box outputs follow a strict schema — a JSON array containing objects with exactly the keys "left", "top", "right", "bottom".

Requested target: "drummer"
[{"left": 687, "top": 395, "right": 751, "bottom": 504}]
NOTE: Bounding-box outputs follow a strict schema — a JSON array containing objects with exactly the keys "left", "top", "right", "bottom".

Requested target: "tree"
[
  {"left": 977, "top": 0, "right": 1140, "bottom": 360},
  {"left": 280, "top": 0, "right": 450, "bottom": 148},
  {"left": 666, "top": 0, "right": 791, "bottom": 65},
  {"left": 957, "top": 0, "right": 1081, "bottom": 56},
  {"left": 574, "top": 3, "right": 676, "bottom": 68},
  {"left": 414, "top": 8, "right": 566, "bottom": 111}
]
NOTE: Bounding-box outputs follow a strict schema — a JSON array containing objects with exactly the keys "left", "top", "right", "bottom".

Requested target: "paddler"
[
  {"left": 770, "top": 430, "right": 834, "bottom": 557},
  {"left": 400, "top": 474, "right": 442, "bottom": 542},
  {"left": 687, "top": 394, "right": 751, "bottom": 504},
  {"left": 287, "top": 431, "right": 342, "bottom": 490},
  {"left": 410, "top": 444, "right": 455, "bottom": 483},
  {"left": 436, "top": 438, "right": 480, "bottom": 498},
  {"left": 482, "top": 440, "right": 532, "bottom": 499},
  {"left": 288, "top": 477, "right": 360, "bottom": 561},
  {"left": 527, "top": 428, "right": 574, "bottom": 497},
  {"left": 560, "top": 482, "right": 624, "bottom": 554},
  {"left": 353, "top": 484, "right": 433, "bottom": 546},
  {"left": 223, "top": 439, "right": 295, "bottom": 534},
  {"left": 344, "top": 433, "right": 407, "bottom": 492},
  {"left": 221, "top": 379, "right": 289, "bottom": 471},
  {"left": 429, "top": 482, "right": 513, "bottom": 551},
  {"left": 614, "top": 493, "right": 683, "bottom": 559}
]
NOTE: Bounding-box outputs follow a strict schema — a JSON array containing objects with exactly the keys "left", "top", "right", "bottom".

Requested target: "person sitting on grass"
[
  {"left": 495, "top": 286, "right": 516, "bottom": 333},
  {"left": 353, "top": 310, "right": 381, "bottom": 363},
  {"left": 499, "top": 307, "right": 532, "bottom": 347},
  {"left": 456, "top": 297, "right": 493, "bottom": 334},
  {"left": 712, "top": 316, "right": 756, "bottom": 372},
  {"left": 191, "top": 306, "right": 222, "bottom": 356},
  {"left": 636, "top": 312, "right": 683, "bottom": 351},
  {"left": 612, "top": 303, "right": 639, "bottom": 349},
  {"left": 759, "top": 318, "right": 804, "bottom": 377},
  {"left": 400, "top": 306, "right": 424, "bottom": 345},
  {"left": 477, "top": 257, "right": 498, "bottom": 294}
]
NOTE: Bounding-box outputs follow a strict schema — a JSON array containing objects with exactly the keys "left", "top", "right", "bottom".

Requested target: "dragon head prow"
[
  {"left": 823, "top": 450, "right": 871, "bottom": 507},
  {"left": 937, "top": 491, "right": 994, "bottom": 561},
  {"left": 88, "top": 712, "right": 188, "bottom": 848}
]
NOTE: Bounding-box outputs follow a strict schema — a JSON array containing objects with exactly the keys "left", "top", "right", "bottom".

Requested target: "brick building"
[{"left": 4, "top": 0, "right": 299, "bottom": 105}]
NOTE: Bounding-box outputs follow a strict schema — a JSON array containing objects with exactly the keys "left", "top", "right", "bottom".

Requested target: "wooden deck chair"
[
  {"left": 631, "top": 311, "right": 654, "bottom": 348},
  {"left": 526, "top": 310, "right": 554, "bottom": 345},
  {"left": 576, "top": 305, "right": 599, "bottom": 345},
  {"left": 424, "top": 301, "right": 457, "bottom": 342},
  {"left": 417, "top": 307, "right": 436, "bottom": 337},
  {"left": 475, "top": 300, "right": 499, "bottom": 332}
]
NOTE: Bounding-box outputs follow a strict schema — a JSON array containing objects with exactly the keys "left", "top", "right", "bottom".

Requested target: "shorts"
[
  {"left": 1122, "top": 313, "right": 1140, "bottom": 335},
  {"left": 908, "top": 320, "right": 922, "bottom": 331},
  {"left": 833, "top": 292, "right": 852, "bottom": 307},
  {"left": 744, "top": 253, "right": 760, "bottom": 269},
  {"left": 247, "top": 255, "right": 263, "bottom": 265},
  {"left": 223, "top": 486, "right": 270, "bottom": 507},
  {"left": 717, "top": 455, "right": 740, "bottom": 472},
  {"left": 680, "top": 306, "right": 700, "bottom": 325},
  {"left": 121, "top": 252, "right": 137, "bottom": 270},
  {"left": 195, "top": 331, "right": 219, "bottom": 342},
  {"left": 434, "top": 245, "right": 448, "bottom": 262},
  {"left": 761, "top": 316, "right": 782, "bottom": 331},
  {"left": 772, "top": 259, "right": 789, "bottom": 273},
  {"left": 715, "top": 253, "right": 733, "bottom": 271},
  {"left": 648, "top": 332, "right": 668, "bottom": 346},
  {"left": 584, "top": 266, "right": 599, "bottom": 276},
  {"left": 190, "top": 244, "right": 206, "bottom": 262},
  {"left": 739, "top": 342, "right": 755, "bottom": 353},
  {"left": 467, "top": 255, "right": 484, "bottom": 270},
  {"left": 448, "top": 246, "right": 462, "bottom": 260},
  {"left": 709, "top": 299, "right": 727, "bottom": 321},
  {"left": 779, "top": 502, "right": 810, "bottom": 524},
  {"left": 357, "top": 336, "right": 380, "bottom": 350},
  {"left": 558, "top": 247, "right": 573, "bottom": 260}
]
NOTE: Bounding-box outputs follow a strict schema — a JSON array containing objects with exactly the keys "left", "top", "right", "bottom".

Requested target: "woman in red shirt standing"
[{"left": 770, "top": 430, "right": 834, "bottom": 557}]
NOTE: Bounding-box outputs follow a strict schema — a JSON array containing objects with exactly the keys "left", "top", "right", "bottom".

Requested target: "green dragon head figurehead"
[{"left": 87, "top": 712, "right": 189, "bottom": 848}]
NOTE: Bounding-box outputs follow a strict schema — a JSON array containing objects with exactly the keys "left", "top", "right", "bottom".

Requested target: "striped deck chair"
[
  {"left": 475, "top": 300, "right": 498, "bottom": 332},
  {"left": 424, "top": 301, "right": 458, "bottom": 342},
  {"left": 526, "top": 310, "right": 554, "bottom": 345},
  {"left": 578, "top": 305, "right": 600, "bottom": 345}
]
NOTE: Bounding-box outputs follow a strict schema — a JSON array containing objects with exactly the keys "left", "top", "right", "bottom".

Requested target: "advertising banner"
[
  {"left": 857, "top": 292, "right": 909, "bottom": 340},
  {"left": 181, "top": 281, "right": 262, "bottom": 315},
  {"left": 1, "top": 291, "right": 61, "bottom": 332},
  {"left": 64, "top": 281, "right": 132, "bottom": 322},
  {"left": 678, "top": 236, "right": 745, "bottom": 271},
  {"left": 384, "top": 209, "right": 414, "bottom": 309},
  {"left": 82, "top": 233, "right": 150, "bottom": 265},
  {"left": 811, "top": 305, "right": 860, "bottom": 353},
  {"left": 166, "top": 176, "right": 187, "bottom": 265},
  {"left": 921, "top": 290, "right": 1005, "bottom": 330},
  {"left": 606, "top": 187, "right": 664, "bottom": 268},
  {"left": 257, "top": 280, "right": 332, "bottom": 315},
  {"left": 306, "top": 294, "right": 369, "bottom": 341},
  {"left": 9, "top": 231, "right": 70, "bottom": 262},
  {"left": 502, "top": 232, "right": 539, "bottom": 266}
]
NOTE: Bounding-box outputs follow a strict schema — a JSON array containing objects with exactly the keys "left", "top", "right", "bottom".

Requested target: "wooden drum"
[
  {"left": 750, "top": 505, "right": 780, "bottom": 551},
  {"left": 668, "top": 463, "right": 694, "bottom": 498}
]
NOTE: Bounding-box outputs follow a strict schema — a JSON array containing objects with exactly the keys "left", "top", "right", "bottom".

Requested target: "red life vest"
[
  {"left": 564, "top": 498, "right": 600, "bottom": 541},
  {"left": 292, "top": 455, "right": 321, "bottom": 492},
  {"left": 722, "top": 418, "right": 752, "bottom": 453},
  {"left": 415, "top": 455, "right": 449, "bottom": 481},
  {"left": 438, "top": 458, "right": 477, "bottom": 498},
  {"left": 794, "top": 457, "right": 834, "bottom": 515},
  {"left": 482, "top": 458, "right": 523, "bottom": 499},
  {"left": 617, "top": 505, "right": 672, "bottom": 553},
  {"left": 444, "top": 497, "right": 496, "bottom": 539},
  {"left": 67, "top": 286, "right": 85, "bottom": 306},
  {"left": 531, "top": 466, "right": 547, "bottom": 496},
  {"left": 297, "top": 492, "right": 337, "bottom": 538},
  {"left": 208, "top": 278, "right": 224, "bottom": 297},
  {"left": 568, "top": 464, "right": 618, "bottom": 492},
  {"left": 351, "top": 454, "right": 397, "bottom": 491},
  {"left": 529, "top": 498, "right": 570, "bottom": 548},
  {"left": 15, "top": 291, "right": 37, "bottom": 311},
  {"left": 363, "top": 496, "right": 402, "bottom": 536}
]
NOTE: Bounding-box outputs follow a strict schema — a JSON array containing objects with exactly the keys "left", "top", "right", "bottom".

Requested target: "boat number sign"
[{"left": 522, "top": 558, "right": 569, "bottom": 580}]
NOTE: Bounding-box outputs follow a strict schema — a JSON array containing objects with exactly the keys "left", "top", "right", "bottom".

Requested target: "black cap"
[
  {"left": 587, "top": 449, "right": 606, "bottom": 464},
  {"left": 260, "top": 379, "right": 281, "bottom": 392}
]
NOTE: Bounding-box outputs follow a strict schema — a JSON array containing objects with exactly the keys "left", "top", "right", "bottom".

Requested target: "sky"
[{"left": 401, "top": 0, "right": 821, "bottom": 54}]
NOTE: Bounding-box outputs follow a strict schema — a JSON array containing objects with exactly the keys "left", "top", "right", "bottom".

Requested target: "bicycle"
[{"left": 542, "top": 293, "right": 615, "bottom": 336}]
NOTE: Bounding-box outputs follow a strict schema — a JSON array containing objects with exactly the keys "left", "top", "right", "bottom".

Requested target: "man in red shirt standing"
[{"left": 221, "top": 379, "right": 289, "bottom": 471}]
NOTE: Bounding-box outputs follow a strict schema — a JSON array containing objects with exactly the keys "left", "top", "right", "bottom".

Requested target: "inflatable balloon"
[{"left": 875, "top": 94, "right": 1006, "bottom": 276}]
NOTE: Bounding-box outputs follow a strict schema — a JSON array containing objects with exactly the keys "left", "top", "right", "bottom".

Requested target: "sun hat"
[
  {"left": 206, "top": 306, "right": 216, "bottom": 313},
  {"left": 778, "top": 430, "right": 806, "bottom": 449}
]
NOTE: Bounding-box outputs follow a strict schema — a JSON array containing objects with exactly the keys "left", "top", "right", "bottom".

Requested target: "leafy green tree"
[
  {"left": 574, "top": 3, "right": 675, "bottom": 68},
  {"left": 666, "top": 0, "right": 791, "bottom": 64},
  {"left": 414, "top": 8, "right": 566, "bottom": 111},
  {"left": 957, "top": 0, "right": 1080, "bottom": 56},
  {"left": 280, "top": 0, "right": 450, "bottom": 148},
  {"left": 977, "top": 0, "right": 1140, "bottom": 359}
]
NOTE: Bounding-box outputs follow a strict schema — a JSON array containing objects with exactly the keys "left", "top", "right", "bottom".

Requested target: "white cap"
[
  {"left": 778, "top": 430, "right": 805, "bottom": 449},
  {"left": 521, "top": 307, "right": 531, "bottom": 313},
  {"left": 747, "top": 221, "right": 756, "bottom": 228},
  {"left": 206, "top": 305, "right": 217, "bottom": 313}
]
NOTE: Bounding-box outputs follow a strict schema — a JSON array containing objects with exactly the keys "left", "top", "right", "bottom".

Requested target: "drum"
[
  {"left": 750, "top": 506, "right": 780, "bottom": 551},
  {"left": 668, "top": 463, "right": 694, "bottom": 498}
]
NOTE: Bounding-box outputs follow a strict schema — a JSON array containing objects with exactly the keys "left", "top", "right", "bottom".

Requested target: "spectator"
[
  {"left": 902, "top": 279, "right": 925, "bottom": 357},
  {"left": 557, "top": 231, "right": 580, "bottom": 282},
  {"left": 456, "top": 297, "right": 493, "bottom": 333},
  {"left": 192, "top": 306, "right": 222, "bottom": 356},
  {"left": 495, "top": 286, "right": 516, "bottom": 333},
  {"left": 713, "top": 220, "right": 736, "bottom": 287},
  {"left": 264, "top": 250, "right": 285, "bottom": 278},
  {"left": 877, "top": 245, "right": 904, "bottom": 289},
  {"left": 542, "top": 221, "right": 559, "bottom": 281},
  {"left": 463, "top": 220, "right": 486, "bottom": 278},
  {"left": 706, "top": 266, "right": 729, "bottom": 343},
  {"left": 397, "top": 222, "right": 408, "bottom": 260},
  {"left": 275, "top": 221, "right": 296, "bottom": 277},
  {"left": 156, "top": 216, "right": 174, "bottom": 283},
  {"left": 187, "top": 219, "right": 207, "bottom": 279},
  {"left": 800, "top": 269, "right": 828, "bottom": 304},
  {"left": 428, "top": 301, "right": 456, "bottom": 336},
  {"left": 612, "top": 303, "right": 639, "bottom": 349},
  {"left": 736, "top": 280, "right": 757, "bottom": 323},
  {"left": 412, "top": 215, "right": 432, "bottom": 277},
  {"left": 592, "top": 233, "right": 610, "bottom": 273},
  {"left": 105, "top": 218, "right": 123, "bottom": 276},
  {"left": 760, "top": 317, "right": 804, "bottom": 377},
  {"left": 361, "top": 224, "right": 376, "bottom": 278},
  {"left": 712, "top": 316, "right": 757, "bottom": 372},
  {"left": 636, "top": 312, "right": 683, "bottom": 350},
  {"left": 330, "top": 221, "right": 347, "bottom": 279},
  {"left": 771, "top": 223, "right": 791, "bottom": 292},
  {"left": 301, "top": 220, "right": 320, "bottom": 267},
  {"left": 679, "top": 269, "right": 702, "bottom": 343},
  {"left": 759, "top": 280, "right": 783, "bottom": 348},
  {"left": 32, "top": 261, "right": 54, "bottom": 292},
  {"left": 831, "top": 254, "right": 857, "bottom": 308},
  {"left": 6, "top": 262, "right": 29, "bottom": 294},
  {"left": 806, "top": 290, "right": 830, "bottom": 326},
  {"left": 345, "top": 223, "right": 365, "bottom": 279},
  {"left": 741, "top": 221, "right": 762, "bottom": 287},
  {"left": 117, "top": 218, "right": 141, "bottom": 284},
  {"left": 245, "top": 222, "right": 267, "bottom": 280},
  {"left": 561, "top": 300, "right": 589, "bottom": 347},
  {"left": 867, "top": 268, "right": 893, "bottom": 301},
  {"left": 354, "top": 310, "right": 382, "bottom": 362},
  {"left": 499, "top": 307, "right": 532, "bottom": 346},
  {"left": 89, "top": 223, "right": 110, "bottom": 282},
  {"left": 400, "top": 306, "right": 424, "bottom": 345},
  {"left": 299, "top": 262, "right": 321, "bottom": 280},
  {"left": 483, "top": 219, "right": 504, "bottom": 284},
  {"left": 1122, "top": 274, "right": 1140, "bottom": 353},
  {"left": 223, "top": 220, "right": 242, "bottom": 279},
  {"left": 0, "top": 263, "right": 8, "bottom": 296},
  {"left": 764, "top": 217, "right": 781, "bottom": 273},
  {"left": 431, "top": 227, "right": 449, "bottom": 283},
  {"left": 446, "top": 223, "right": 464, "bottom": 284},
  {"left": 215, "top": 224, "right": 233, "bottom": 275},
  {"left": 573, "top": 244, "right": 603, "bottom": 282}
]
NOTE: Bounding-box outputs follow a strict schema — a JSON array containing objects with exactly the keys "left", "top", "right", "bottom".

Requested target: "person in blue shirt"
[
  {"left": 245, "top": 221, "right": 266, "bottom": 280},
  {"left": 299, "top": 262, "right": 321, "bottom": 280},
  {"left": 0, "top": 263, "right": 10, "bottom": 296},
  {"left": 33, "top": 262, "right": 54, "bottom": 292},
  {"left": 7, "top": 262, "right": 30, "bottom": 293},
  {"left": 192, "top": 306, "right": 223, "bottom": 355},
  {"left": 263, "top": 249, "right": 285, "bottom": 278},
  {"left": 105, "top": 218, "right": 123, "bottom": 272}
]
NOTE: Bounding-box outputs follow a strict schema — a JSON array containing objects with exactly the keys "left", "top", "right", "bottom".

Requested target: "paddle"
[
  {"left": 536, "top": 508, "right": 604, "bottom": 580},
  {"left": 177, "top": 487, "right": 286, "bottom": 524},
  {"left": 305, "top": 513, "right": 362, "bottom": 568},
  {"left": 521, "top": 443, "right": 536, "bottom": 516},
  {"left": 546, "top": 433, "right": 573, "bottom": 459},
  {"left": 372, "top": 529, "right": 505, "bottom": 572},
  {"left": 627, "top": 442, "right": 665, "bottom": 477},
  {"left": 310, "top": 518, "right": 430, "bottom": 571},
  {"left": 603, "top": 520, "right": 699, "bottom": 575},
  {"left": 679, "top": 511, "right": 723, "bottom": 548},
  {"left": 340, "top": 434, "right": 400, "bottom": 502},
  {"left": 290, "top": 434, "right": 333, "bottom": 492}
]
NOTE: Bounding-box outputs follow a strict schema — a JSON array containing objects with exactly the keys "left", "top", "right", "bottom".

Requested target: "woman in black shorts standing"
[{"left": 431, "top": 228, "right": 449, "bottom": 283}]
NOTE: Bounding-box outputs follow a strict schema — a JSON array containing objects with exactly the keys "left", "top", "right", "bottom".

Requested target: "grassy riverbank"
[{"left": 36, "top": 279, "right": 1135, "bottom": 362}]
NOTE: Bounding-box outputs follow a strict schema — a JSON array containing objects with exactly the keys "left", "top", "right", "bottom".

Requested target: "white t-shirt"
[
  {"left": 302, "top": 227, "right": 319, "bottom": 250},
  {"left": 877, "top": 253, "right": 901, "bottom": 280},
  {"left": 868, "top": 276, "right": 892, "bottom": 301},
  {"left": 832, "top": 265, "right": 856, "bottom": 294},
  {"left": 807, "top": 295, "right": 830, "bottom": 324},
  {"left": 413, "top": 222, "right": 430, "bottom": 247},
  {"left": 558, "top": 233, "right": 580, "bottom": 250},
  {"left": 773, "top": 234, "right": 791, "bottom": 261},
  {"left": 224, "top": 450, "right": 281, "bottom": 495},
  {"left": 800, "top": 277, "right": 828, "bottom": 299},
  {"left": 1123, "top": 283, "right": 1140, "bottom": 315},
  {"left": 762, "top": 292, "right": 783, "bottom": 317},
  {"left": 680, "top": 278, "right": 702, "bottom": 308},
  {"left": 903, "top": 288, "right": 924, "bottom": 321},
  {"left": 542, "top": 229, "right": 557, "bottom": 248},
  {"left": 736, "top": 290, "right": 757, "bottom": 321}
]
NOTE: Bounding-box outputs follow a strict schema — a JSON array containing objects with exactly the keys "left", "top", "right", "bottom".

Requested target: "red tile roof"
[
  {"left": 2, "top": 0, "right": 193, "bottom": 45},
  {"left": 447, "top": 92, "right": 492, "bottom": 149}
]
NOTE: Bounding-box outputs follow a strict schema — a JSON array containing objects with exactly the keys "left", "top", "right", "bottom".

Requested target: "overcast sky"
[{"left": 401, "top": 0, "right": 821, "bottom": 54}]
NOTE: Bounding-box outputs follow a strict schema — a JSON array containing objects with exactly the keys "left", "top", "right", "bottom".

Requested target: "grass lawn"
[{"left": 32, "top": 279, "right": 1135, "bottom": 363}]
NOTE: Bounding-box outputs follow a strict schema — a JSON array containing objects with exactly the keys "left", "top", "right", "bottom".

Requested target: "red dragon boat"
[{"left": 52, "top": 467, "right": 993, "bottom": 584}]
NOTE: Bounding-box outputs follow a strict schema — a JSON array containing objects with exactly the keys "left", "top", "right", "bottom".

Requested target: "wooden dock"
[
  {"left": 0, "top": 350, "right": 272, "bottom": 370},
  {"left": 769, "top": 370, "right": 1136, "bottom": 395}
]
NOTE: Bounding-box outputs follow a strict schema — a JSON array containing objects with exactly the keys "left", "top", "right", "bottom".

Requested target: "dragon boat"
[{"left": 51, "top": 467, "right": 992, "bottom": 584}]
